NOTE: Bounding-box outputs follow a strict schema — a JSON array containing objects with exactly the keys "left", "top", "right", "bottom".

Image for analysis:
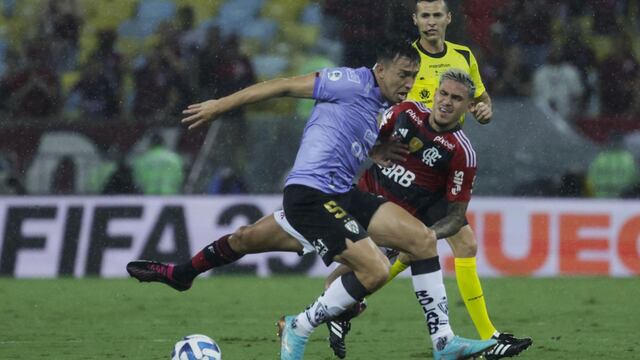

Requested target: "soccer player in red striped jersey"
[
  {"left": 361, "top": 97, "right": 477, "bottom": 225},
  {"left": 326, "top": 69, "right": 531, "bottom": 359}
]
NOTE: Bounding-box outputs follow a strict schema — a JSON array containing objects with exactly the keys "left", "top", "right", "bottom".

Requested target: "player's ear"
[
  {"left": 374, "top": 62, "right": 385, "bottom": 79},
  {"left": 446, "top": 12, "right": 452, "bottom": 25},
  {"left": 412, "top": 12, "right": 417, "bottom": 26}
]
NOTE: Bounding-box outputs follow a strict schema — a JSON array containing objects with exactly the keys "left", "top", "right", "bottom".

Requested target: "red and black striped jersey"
[{"left": 359, "top": 100, "right": 477, "bottom": 221}]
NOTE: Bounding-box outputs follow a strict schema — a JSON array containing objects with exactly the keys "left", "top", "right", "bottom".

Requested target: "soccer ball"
[{"left": 171, "top": 334, "right": 222, "bottom": 360}]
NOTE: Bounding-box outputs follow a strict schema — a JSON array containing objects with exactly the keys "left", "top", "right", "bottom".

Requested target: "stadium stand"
[{"left": 0, "top": 0, "right": 638, "bottom": 197}]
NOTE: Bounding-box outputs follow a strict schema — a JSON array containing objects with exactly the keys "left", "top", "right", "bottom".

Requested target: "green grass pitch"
[{"left": 1, "top": 276, "right": 638, "bottom": 359}]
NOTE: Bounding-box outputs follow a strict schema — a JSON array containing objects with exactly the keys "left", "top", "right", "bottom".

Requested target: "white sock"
[
  {"left": 411, "top": 269, "right": 455, "bottom": 350},
  {"left": 294, "top": 276, "right": 358, "bottom": 337}
]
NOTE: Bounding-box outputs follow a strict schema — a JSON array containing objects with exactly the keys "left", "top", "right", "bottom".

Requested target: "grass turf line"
[{"left": 0, "top": 277, "right": 638, "bottom": 359}]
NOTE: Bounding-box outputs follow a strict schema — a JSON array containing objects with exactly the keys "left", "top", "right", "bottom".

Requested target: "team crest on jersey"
[
  {"left": 422, "top": 147, "right": 442, "bottom": 167},
  {"left": 344, "top": 220, "right": 360, "bottom": 234},
  {"left": 328, "top": 70, "right": 342, "bottom": 81},
  {"left": 420, "top": 88, "right": 430, "bottom": 100},
  {"left": 409, "top": 137, "right": 424, "bottom": 153}
]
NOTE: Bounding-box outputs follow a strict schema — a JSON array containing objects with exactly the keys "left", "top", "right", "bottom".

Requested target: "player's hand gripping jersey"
[{"left": 359, "top": 101, "right": 477, "bottom": 223}]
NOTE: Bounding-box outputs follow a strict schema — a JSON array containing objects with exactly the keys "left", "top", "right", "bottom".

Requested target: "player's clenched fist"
[{"left": 471, "top": 101, "right": 492, "bottom": 124}]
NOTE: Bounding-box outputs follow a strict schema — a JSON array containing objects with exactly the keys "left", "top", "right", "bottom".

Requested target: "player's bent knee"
[
  {"left": 367, "top": 257, "right": 391, "bottom": 290},
  {"left": 405, "top": 230, "right": 437, "bottom": 260}
]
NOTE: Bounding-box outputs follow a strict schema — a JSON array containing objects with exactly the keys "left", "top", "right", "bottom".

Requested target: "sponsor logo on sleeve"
[
  {"left": 406, "top": 108, "right": 423, "bottom": 126},
  {"left": 346, "top": 69, "right": 361, "bottom": 83},
  {"left": 328, "top": 70, "right": 342, "bottom": 81},
  {"left": 379, "top": 108, "right": 393, "bottom": 129},
  {"left": 452, "top": 170, "right": 464, "bottom": 195}
]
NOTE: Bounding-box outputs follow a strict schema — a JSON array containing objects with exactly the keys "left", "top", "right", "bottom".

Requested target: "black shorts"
[
  {"left": 418, "top": 196, "right": 469, "bottom": 228},
  {"left": 283, "top": 184, "right": 387, "bottom": 265}
]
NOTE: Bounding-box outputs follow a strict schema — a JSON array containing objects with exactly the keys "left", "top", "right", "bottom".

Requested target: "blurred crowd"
[
  {"left": 0, "top": 0, "right": 639, "bottom": 198},
  {"left": 462, "top": 0, "right": 640, "bottom": 124},
  {"left": 0, "top": 0, "right": 257, "bottom": 122}
]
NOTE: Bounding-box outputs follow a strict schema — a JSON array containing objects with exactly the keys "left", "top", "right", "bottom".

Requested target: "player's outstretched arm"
[{"left": 181, "top": 72, "right": 317, "bottom": 130}]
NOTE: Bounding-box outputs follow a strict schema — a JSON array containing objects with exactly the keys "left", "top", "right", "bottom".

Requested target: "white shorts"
[
  {"left": 273, "top": 210, "right": 399, "bottom": 261},
  {"left": 273, "top": 210, "right": 316, "bottom": 255}
]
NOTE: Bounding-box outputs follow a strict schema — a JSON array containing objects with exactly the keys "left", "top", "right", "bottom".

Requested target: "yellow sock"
[
  {"left": 455, "top": 257, "right": 497, "bottom": 339},
  {"left": 387, "top": 259, "right": 409, "bottom": 283}
]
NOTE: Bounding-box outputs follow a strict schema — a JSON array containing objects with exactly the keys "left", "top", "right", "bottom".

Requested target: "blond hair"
[{"left": 440, "top": 68, "right": 475, "bottom": 99}]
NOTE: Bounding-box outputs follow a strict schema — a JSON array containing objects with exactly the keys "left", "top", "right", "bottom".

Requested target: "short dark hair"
[
  {"left": 376, "top": 38, "right": 420, "bottom": 66},
  {"left": 416, "top": 0, "right": 449, "bottom": 12}
]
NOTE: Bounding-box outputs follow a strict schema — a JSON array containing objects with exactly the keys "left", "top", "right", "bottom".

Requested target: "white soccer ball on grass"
[{"left": 171, "top": 334, "right": 222, "bottom": 360}]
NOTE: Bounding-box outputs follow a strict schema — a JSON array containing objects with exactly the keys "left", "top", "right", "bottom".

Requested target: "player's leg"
[
  {"left": 384, "top": 196, "right": 453, "bottom": 284},
  {"left": 388, "top": 251, "right": 411, "bottom": 279},
  {"left": 446, "top": 225, "right": 494, "bottom": 338},
  {"left": 279, "top": 238, "right": 388, "bottom": 360},
  {"left": 447, "top": 225, "right": 533, "bottom": 358},
  {"left": 366, "top": 201, "right": 497, "bottom": 359},
  {"left": 323, "top": 261, "right": 376, "bottom": 358},
  {"left": 126, "top": 214, "right": 303, "bottom": 290},
  {"left": 278, "top": 185, "right": 391, "bottom": 360}
]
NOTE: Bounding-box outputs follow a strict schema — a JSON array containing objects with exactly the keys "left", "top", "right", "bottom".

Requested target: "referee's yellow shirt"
[{"left": 408, "top": 40, "right": 486, "bottom": 124}]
